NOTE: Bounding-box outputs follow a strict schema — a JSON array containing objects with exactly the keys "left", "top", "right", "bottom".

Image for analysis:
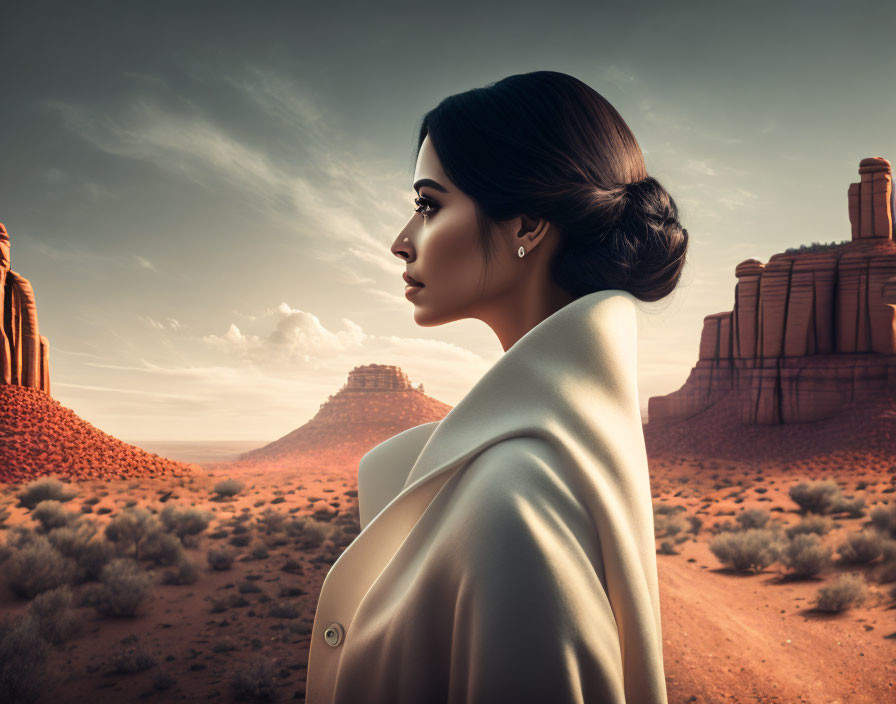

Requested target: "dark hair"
[{"left": 411, "top": 70, "right": 688, "bottom": 303}]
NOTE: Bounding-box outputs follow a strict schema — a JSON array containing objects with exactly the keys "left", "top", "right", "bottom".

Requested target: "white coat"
[{"left": 305, "top": 289, "right": 667, "bottom": 704}]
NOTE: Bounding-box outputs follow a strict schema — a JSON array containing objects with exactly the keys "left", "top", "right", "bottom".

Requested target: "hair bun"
[{"left": 554, "top": 175, "right": 688, "bottom": 302}]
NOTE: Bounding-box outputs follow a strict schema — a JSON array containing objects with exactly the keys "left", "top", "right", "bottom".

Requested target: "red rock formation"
[
  {"left": 649, "top": 156, "right": 896, "bottom": 425},
  {"left": 0, "top": 384, "right": 201, "bottom": 483},
  {"left": 233, "top": 364, "right": 451, "bottom": 468},
  {"left": 0, "top": 222, "right": 51, "bottom": 394}
]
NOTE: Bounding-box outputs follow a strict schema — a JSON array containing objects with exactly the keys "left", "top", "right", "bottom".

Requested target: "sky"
[{"left": 1, "top": 0, "right": 894, "bottom": 443}]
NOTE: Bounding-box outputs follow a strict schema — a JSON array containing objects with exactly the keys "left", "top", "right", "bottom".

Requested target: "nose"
[{"left": 391, "top": 227, "right": 415, "bottom": 261}]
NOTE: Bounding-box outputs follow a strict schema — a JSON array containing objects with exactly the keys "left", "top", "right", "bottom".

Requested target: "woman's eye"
[{"left": 414, "top": 196, "right": 437, "bottom": 219}]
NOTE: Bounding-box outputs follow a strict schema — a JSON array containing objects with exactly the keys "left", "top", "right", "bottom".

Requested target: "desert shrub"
[
  {"left": 813, "top": 573, "right": 867, "bottom": 612},
  {"left": 229, "top": 533, "right": 252, "bottom": 547},
  {"left": 736, "top": 508, "right": 770, "bottom": 530},
  {"left": 789, "top": 480, "right": 842, "bottom": 515},
  {"left": 31, "top": 500, "right": 80, "bottom": 532},
  {"left": 709, "top": 528, "right": 782, "bottom": 573},
  {"left": 159, "top": 504, "right": 212, "bottom": 547},
  {"left": 653, "top": 502, "right": 685, "bottom": 516},
  {"left": 781, "top": 533, "right": 833, "bottom": 578},
  {"left": 654, "top": 512, "right": 689, "bottom": 538},
  {"left": 91, "top": 558, "right": 154, "bottom": 617},
  {"left": 686, "top": 515, "right": 702, "bottom": 534},
  {"left": 785, "top": 515, "right": 832, "bottom": 540},
  {"left": 657, "top": 540, "right": 677, "bottom": 555},
  {"left": 4, "top": 536, "right": 77, "bottom": 598},
  {"left": 212, "top": 637, "right": 238, "bottom": 653},
  {"left": 231, "top": 656, "right": 277, "bottom": 701},
  {"left": 17, "top": 478, "right": 78, "bottom": 510},
  {"left": 231, "top": 523, "right": 250, "bottom": 535},
  {"left": 828, "top": 494, "right": 866, "bottom": 518},
  {"left": 0, "top": 613, "right": 49, "bottom": 704},
  {"left": 27, "top": 585, "right": 82, "bottom": 645},
  {"left": 285, "top": 516, "right": 330, "bottom": 549},
  {"left": 238, "top": 580, "right": 262, "bottom": 594},
  {"left": 249, "top": 543, "right": 270, "bottom": 560},
  {"left": 141, "top": 530, "right": 184, "bottom": 566},
  {"left": 47, "top": 525, "right": 115, "bottom": 583},
  {"left": 104, "top": 507, "right": 163, "bottom": 561},
  {"left": 869, "top": 505, "right": 896, "bottom": 539},
  {"left": 836, "top": 530, "right": 883, "bottom": 565},
  {"left": 208, "top": 546, "right": 238, "bottom": 570},
  {"left": 213, "top": 479, "right": 245, "bottom": 499},
  {"left": 0, "top": 506, "right": 10, "bottom": 527},
  {"left": 5, "top": 524, "right": 39, "bottom": 549},
  {"left": 162, "top": 556, "right": 199, "bottom": 585},
  {"left": 105, "top": 642, "right": 157, "bottom": 674},
  {"left": 257, "top": 508, "right": 287, "bottom": 534}
]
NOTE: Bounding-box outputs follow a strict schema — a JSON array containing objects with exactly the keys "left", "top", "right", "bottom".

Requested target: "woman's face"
[{"left": 391, "top": 135, "right": 523, "bottom": 328}]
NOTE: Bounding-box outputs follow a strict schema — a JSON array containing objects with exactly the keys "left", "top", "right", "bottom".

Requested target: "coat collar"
[{"left": 399, "top": 287, "right": 642, "bottom": 493}]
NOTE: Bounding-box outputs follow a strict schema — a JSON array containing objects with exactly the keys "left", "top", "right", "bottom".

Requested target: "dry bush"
[
  {"left": 17, "top": 477, "right": 78, "bottom": 510},
  {"left": 27, "top": 585, "right": 82, "bottom": 645},
  {"left": 257, "top": 508, "right": 287, "bottom": 534},
  {"left": 869, "top": 505, "right": 896, "bottom": 539},
  {"left": 141, "top": 530, "right": 184, "bottom": 566},
  {"left": 208, "top": 546, "right": 238, "bottom": 570},
  {"left": 0, "top": 612, "right": 49, "bottom": 704},
  {"left": 836, "top": 530, "right": 884, "bottom": 565},
  {"left": 104, "top": 506, "right": 164, "bottom": 561},
  {"left": 785, "top": 515, "right": 832, "bottom": 540},
  {"left": 736, "top": 508, "right": 771, "bottom": 530},
  {"left": 162, "top": 556, "right": 199, "bottom": 585},
  {"left": 709, "top": 528, "right": 782, "bottom": 573},
  {"left": 828, "top": 494, "right": 866, "bottom": 518},
  {"left": 88, "top": 558, "right": 154, "bottom": 617},
  {"left": 231, "top": 655, "right": 277, "bottom": 701},
  {"left": 4, "top": 536, "right": 77, "bottom": 598},
  {"left": 159, "top": 504, "right": 212, "bottom": 547},
  {"left": 105, "top": 641, "right": 157, "bottom": 674},
  {"left": 788, "top": 480, "right": 843, "bottom": 515},
  {"left": 781, "top": 533, "right": 833, "bottom": 578},
  {"left": 813, "top": 573, "right": 867, "bottom": 612},
  {"left": 213, "top": 479, "right": 245, "bottom": 499},
  {"left": 47, "top": 522, "right": 116, "bottom": 583},
  {"left": 285, "top": 516, "right": 330, "bottom": 549},
  {"left": 31, "top": 500, "right": 81, "bottom": 532}
]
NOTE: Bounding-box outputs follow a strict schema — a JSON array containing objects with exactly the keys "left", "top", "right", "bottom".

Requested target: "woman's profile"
[{"left": 305, "top": 70, "right": 688, "bottom": 704}]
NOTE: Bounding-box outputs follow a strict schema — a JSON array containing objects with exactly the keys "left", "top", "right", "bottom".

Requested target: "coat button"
[{"left": 323, "top": 622, "right": 344, "bottom": 647}]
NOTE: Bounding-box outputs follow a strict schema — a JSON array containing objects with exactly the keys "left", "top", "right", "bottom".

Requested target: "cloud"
[
  {"left": 141, "top": 315, "right": 182, "bottom": 331},
  {"left": 24, "top": 239, "right": 159, "bottom": 273},
  {"left": 38, "top": 68, "right": 414, "bottom": 288}
]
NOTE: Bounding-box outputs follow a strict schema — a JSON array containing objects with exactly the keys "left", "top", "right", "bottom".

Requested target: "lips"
[{"left": 403, "top": 272, "right": 425, "bottom": 287}]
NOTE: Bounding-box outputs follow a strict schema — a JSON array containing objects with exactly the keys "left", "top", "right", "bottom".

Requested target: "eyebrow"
[{"left": 413, "top": 178, "right": 449, "bottom": 194}]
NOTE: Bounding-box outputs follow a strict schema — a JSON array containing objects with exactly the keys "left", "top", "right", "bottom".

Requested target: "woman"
[{"left": 305, "top": 70, "right": 688, "bottom": 704}]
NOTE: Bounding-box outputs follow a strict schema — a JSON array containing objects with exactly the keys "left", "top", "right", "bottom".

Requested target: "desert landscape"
[{"left": 2, "top": 156, "right": 896, "bottom": 704}]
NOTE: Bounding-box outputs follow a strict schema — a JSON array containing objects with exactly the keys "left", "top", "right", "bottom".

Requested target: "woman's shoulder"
[{"left": 438, "top": 436, "right": 596, "bottom": 552}]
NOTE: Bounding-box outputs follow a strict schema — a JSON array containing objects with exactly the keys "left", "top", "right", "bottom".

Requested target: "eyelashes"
[{"left": 414, "top": 196, "right": 438, "bottom": 219}]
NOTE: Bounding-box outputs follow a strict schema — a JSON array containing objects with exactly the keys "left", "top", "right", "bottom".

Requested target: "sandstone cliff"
[
  {"left": 649, "top": 156, "right": 896, "bottom": 425},
  {"left": 0, "top": 222, "right": 50, "bottom": 394}
]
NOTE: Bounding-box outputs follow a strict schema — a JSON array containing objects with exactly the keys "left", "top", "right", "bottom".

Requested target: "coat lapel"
[{"left": 306, "top": 289, "right": 643, "bottom": 704}]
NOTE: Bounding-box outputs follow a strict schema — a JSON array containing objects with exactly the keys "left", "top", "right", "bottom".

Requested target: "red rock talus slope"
[
  {"left": 649, "top": 156, "right": 896, "bottom": 425},
  {"left": 644, "top": 386, "right": 896, "bottom": 463},
  {"left": 227, "top": 364, "right": 452, "bottom": 471},
  {"left": 0, "top": 384, "right": 201, "bottom": 483}
]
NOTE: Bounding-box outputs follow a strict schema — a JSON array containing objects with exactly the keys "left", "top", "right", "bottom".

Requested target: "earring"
[
  {"left": 517, "top": 246, "right": 525, "bottom": 258},
  {"left": 404, "top": 237, "right": 409, "bottom": 242}
]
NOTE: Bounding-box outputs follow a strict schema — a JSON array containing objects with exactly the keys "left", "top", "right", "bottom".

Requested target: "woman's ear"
[{"left": 516, "top": 213, "right": 552, "bottom": 250}]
